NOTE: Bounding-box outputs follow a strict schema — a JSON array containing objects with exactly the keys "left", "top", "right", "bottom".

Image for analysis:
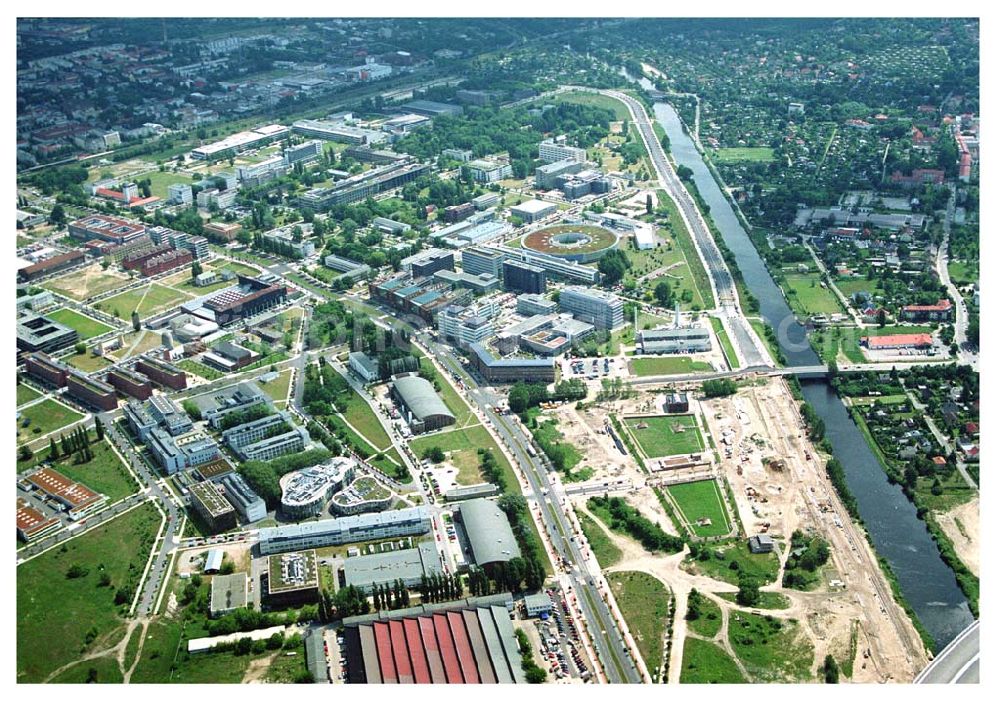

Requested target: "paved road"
[
  {"left": 915, "top": 620, "right": 979, "bottom": 683},
  {"left": 419, "top": 333, "right": 642, "bottom": 684},
  {"left": 598, "top": 88, "right": 770, "bottom": 369},
  {"left": 936, "top": 185, "right": 979, "bottom": 372}
]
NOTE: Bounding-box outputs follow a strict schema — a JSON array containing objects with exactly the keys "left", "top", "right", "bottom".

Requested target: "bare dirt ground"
[
  {"left": 176, "top": 544, "right": 252, "bottom": 574},
  {"left": 561, "top": 378, "right": 928, "bottom": 683},
  {"left": 45, "top": 263, "right": 131, "bottom": 300},
  {"left": 242, "top": 652, "right": 280, "bottom": 684},
  {"left": 936, "top": 496, "right": 979, "bottom": 577}
]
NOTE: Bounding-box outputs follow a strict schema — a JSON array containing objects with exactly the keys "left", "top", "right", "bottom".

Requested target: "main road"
[
  {"left": 935, "top": 185, "right": 978, "bottom": 371},
  {"left": 596, "top": 88, "right": 771, "bottom": 369},
  {"left": 915, "top": 620, "right": 979, "bottom": 683},
  {"left": 417, "top": 332, "right": 643, "bottom": 684}
]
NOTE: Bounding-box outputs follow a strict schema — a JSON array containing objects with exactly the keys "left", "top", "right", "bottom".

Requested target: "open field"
[
  {"left": 260, "top": 369, "right": 293, "bottom": 404},
  {"left": 49, "top": 655, "right": 124, "bottom": 683},
  {"left": 418, "top": 356, "right": 475, "bottom": 426},
  {"left": 728, "top": 610, "right": 814, "bottom": 682},
  {"left": 711, "top": 147, "right": 775, "bottom": 163},
  {"left": 17, "top": 502, "right": 161, "bottom": 682},
  {"left": 549, "top": 91, "right": 632, "bottom": 121},
  {"left": 655, "top": 191, "right": 714, "bottom": 309},
  {"left": 948, "top": 260, "right": 978, "bottom": 286},
  {"left": 575, "top": 510, "right": 622, "bottom": 568},
  {"left": 716, "top": 591, "right": 791, "bottom": 610},
  {"left": 50, "top": 439, "right": 139, "bottom": 502},
  {"left": 679, "top": 637, "right": 746, "bottom": 683},
  {"left": 98, "top": 283, "right": 191, "bottom": 320},
  {"left": 607, "top": 571, "right": 671, "bottom": 679},
  {"left": 17, "top": 383, "right": 42, "bottom": 406},
  {"left": 47, "top": 307, "right": 114, "bottom": 339},
  {"left": 782, "top": 274, "right": 843, "bottom": 316},
  {"left": 339, "top": 382, "right": 392, "bottom": 450},
  {"left": 686, "top": 540, "right": 781, "bottom": 587},
  {"left": 623, "top": 414, "right": 705, "bottom": 457},
  {"left": 133, "top": 169, "right": 193, "bottom": 199},
  {"left": 43, "top": 264, "right": 131, "bottom": 301},
  {"left": 410, "top": 424, "right": 515, "bottom": 488},
  {"left": 64, "top": 350, "right": 115, "bottom": 373},
  {"left": 684, "top": 591, "right": 722, "bottom": 638},
  {"left": 628, "top": 356, "right": 712, "bottom": 377},
  {"left": 16, "top": 397, "right": 84, "bottom": 443},
  {"left": 177, "top": 359, "right": 225, "bottom": 380},
  {"left": 665, "top": 479, "right": 732, "bottom": 538},
  {"left": 129, "top": 620, "right": 183, "bottom": 682}
]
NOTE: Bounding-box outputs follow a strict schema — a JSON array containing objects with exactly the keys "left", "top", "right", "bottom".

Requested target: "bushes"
[
  {"left": 702, "top": 379, "right": 737, "bottom": 398},
  {"left": 588, "top": 495, "right": 685, "bottom": 554}
]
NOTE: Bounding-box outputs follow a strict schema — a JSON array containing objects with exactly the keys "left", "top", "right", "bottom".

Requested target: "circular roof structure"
[{"left": 521, "top": 223, "right": 619, "bottom": 263}]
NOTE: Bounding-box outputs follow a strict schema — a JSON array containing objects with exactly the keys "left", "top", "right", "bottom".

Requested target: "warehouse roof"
[
  {"left": 458, "top": 499, "right": 520, "bottom": 566},
  {"left": 391, "top": 376, "right": 455, "bottom": 423}
]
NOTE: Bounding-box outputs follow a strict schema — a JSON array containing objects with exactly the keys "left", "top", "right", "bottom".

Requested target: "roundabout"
[{"left": 521, "top": 223, "right": 619, "bottom": 263}]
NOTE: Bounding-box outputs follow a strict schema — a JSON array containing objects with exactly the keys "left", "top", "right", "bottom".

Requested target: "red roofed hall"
[
  {"left": 22, "top": 467, "right": 107, "bottom": 519},
  {"left": 860, "top": 333, "right": 933, "bottom": 350}
]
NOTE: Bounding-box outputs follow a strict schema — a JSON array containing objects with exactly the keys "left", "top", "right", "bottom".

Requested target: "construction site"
[{"left": 535, "top": 375, "right": 929, "bottom": 683}]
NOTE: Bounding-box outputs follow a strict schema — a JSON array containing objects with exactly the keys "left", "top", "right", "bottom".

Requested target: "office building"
[
  {"left": 391, "top": 375, "right": 456, "bottom": 434},
  {"left": 224, "top": 413, "right": 310, "bottom": 462},
  {"left": 518, "top": 315, "right": 594, "bottom": 356},
  {"left": 404, "top": 249, "right": 454, "bottom": 277},
  {"left": 401, "top": 100, "right": 462, "bottom": 117},
  {"left": 538, "top": 136, "right": 587, "bottom": 164},
  {"left": 442, "top": 148, "right": 473, "bottom": 162},
  {"left": 24, "top": 352, "right": 70, "bottom": 388},
  {"left": 296, "top": 162, "right": 428, "bottom": 211},
  {"left": 135, "top": 355, "right": 187, "bottom": 390},
  {"left": 472, "top": 192, "right": 500, "bottom": 210},
  {"left": 168, "top": 183, "right": 193, "bottom": 205},
  {"left": 23, "top": 468, "right": 107, "bottom": 520},
  {"left": 559, "top": 286, "right": 624, "bottom": 330},
  {"left": 516, "top": 293, "right": 557, "bottom": 317},
  {"left": 461, "top": 246, "right": 507, "bottom": 278},
  {"left": 637, "top": 327, "right": 712, "bottom": 355},
  {"left": 219, "top": 473, "right": 267, "bottom": 523},
  {"left": 190, "top": 480, "right": 238, "bottom": 533},
  {"left": 292, "top": 118, "right": 387, "bottom": 145},
  {"left": 466, "top": 159, "right": 511, "bottom": 183},
  {"left": 510, "top": 199, "right": 557, "bottom": 224},
  {"left": 106, "top": 366, "right": 153, "bottom": 400},
  {"left": 17, "top": 313, "right": 78, "bottom": 354},
  {"left": 203, "top": 221, "right": 243, "bottom": 242},
  {"left": 443, "top": 202, "right": 476, "bottom": 223},
  {"left": 345, "top": 146, "right": 409, "bottom": 165},
  {"left": 66, "top": 371, "right": 117, "bottom": 411},
  {"left": 348, "top": 351, "right": 381, "bottom": 384},
  {"left": 502, "top": 260, "right": 546, "bottom": 294},
  {"left": 266, "top": 551, "right": 321, "bottom": 607},
  {"left": 433, "top": 270, "right": 500, "bottom": 294},
  {"left": 342, "top": 542, "right": 443, "bottom": 593},
  {"left": 191, "top": 124, "right": 289, "bottom": 161},
  {"left": 664, "top": 392, "right": 690, "bottom": 414},
  {"left": 279, "top": 457, "right": 356, "bottom": 519},
  {"left": 372, "top": 216, "right": 412, "bottom": 234},
  {"left": 257, "top": 506, "right": 431, "bottom": 555},
  {"left": 16, "top": 498, "right": 61, "bottom": 543},
  {"left": 535, "top": 159, "right": 583, "bottom": 189},
  {"left": 68, "top": 214, "right": 145, "bottom": 244},
  {"left": 147, "top": 429, "right": 220, "bottom": 475},
  {"left": 283, "top": 139, "right": 323, "bottom": 166},
  {"left": 438, "top": 306, "right": 494, "bottom": 348},
  {"left": 443, "top": 483, "right": 500, "bottom": 502},
  {"left": 469, "top": 343, "right": 555, "bottom": 383},
  {"left": 198, "top": 382, "right": 269, "bottom": 429},
  {"left": 324, "top": 254, "right": 372, "bottom": 282},
  {"left": 17, "top": 250, "right": 87, "bottom": 282},
  {"left": 237, "top": 155, "right": 287, "bottom": 187},
  {"left": 190, "top": 275, "right": 287, "bottom": 327}
]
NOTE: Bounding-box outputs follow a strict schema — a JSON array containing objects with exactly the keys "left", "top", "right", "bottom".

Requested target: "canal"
[{"left": 636, "top": 76, "right": 972, "bottom": 650}]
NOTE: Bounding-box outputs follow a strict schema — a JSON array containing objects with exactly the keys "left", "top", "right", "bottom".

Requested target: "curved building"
[
  {"left": 456, "top": 498, "right": 520, "bottom": 567},
  {"left": 521, "top": 223, "right": 618, "bottom": 264},
  {"left": 331, "top": 476, "right": 393, "bottom": 516},
  {"left": 390, "top": 374, "right": 456, "bottom": 434},
  {"left": 280, "top": 457, "right": 356, "bottom": 519}
]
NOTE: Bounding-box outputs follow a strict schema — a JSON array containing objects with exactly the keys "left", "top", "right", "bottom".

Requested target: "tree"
[
  {"left": 74, "top": 342, "right": 87, "bottom": 355},
  {"left": 823, "top": 654, "right": 840, "bottom": 683},
  {"left": 736, "top": 576, "right": 760, "bottom": 607},
  {"left": 18, "top": 444, "right": 33, "bottom": 461},
  {"left": 192, "top": 260, "right": 203, "bottom": 278},
  {"left": 676, "top": 165, "right": 694, "bottom": 182},
  {"left": 131, "top": 310, "right": 141, "bottom": 332},
  {"left": 646, "top": 192, "right": 653, "bottom": 214},
  {"left": 94, "top": 417, "right": 104, "bottom": 441},
  {"left": 49, "top": 204, "right": 66, "bottom": 226},
  {"left": 654, "top": 280, "right": 674, "bottom": 307},
  {"left": 422, "top": 446, "right": 445, "bottom": 463}
]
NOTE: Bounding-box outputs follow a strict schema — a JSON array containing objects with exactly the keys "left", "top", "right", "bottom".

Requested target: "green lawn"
[
  {"left": 712, "top": 147, "right": 775, "bottom": 163},
  {"left": 684, "top": 590, "right": 722, "bottom": 638},
  {"left": 549, "top": 91, "right": 632, "bottom": 121},
  {"left": 410, "top": 424, "right": 516, "bottom": 488},
  {"left": 17, "top": 502, "right": 162, "bottom": 682},
  {"left": 709, "top": 316, "right": 739, "bottom": 369},
  {"left": 17, "top": 383, "right": 42, "bottom": 406},
  {"left": 948, "top": 260, "right": 978, "bottom": 286},
  {"left": 727, "top": 611, "right": 815, "bottom": 682},
  {"left": 679, "top": 637, "right": 746, "bottom": 683},
  {"left": 133, "top": 169, "right": 194, "bottom": 200},
  {"left": 177, "top": 359, "right": 225, "bottom": 380},
  {"left": 655, "top": 191, "right": 714, "bottom": 309},
  {"left": 688, "top": 540, "right": 781, "bottom": 587},
  {"left": 259, "top": 369, "right": 293, "bottom": 404},
  {"left": 607, "top": 571, "right": 671, "bottom": 680},
  {"left": 418, "top": 357, "right": 475, "bottom": 426},
  {"left": 46, "top": 307, "right": 114, "bottom": 340},
  {"left": 576, "top": 509, "right": 622, "bottom": 568},
  {"left": 782, "top": 274, "right": 843, "bottom": 316},
  {"left": 16, "top": 398, "right": 84, "bottom": 443},
  {"left": 46, "top": 439, "right": 138, "bottom": 502},
  {"left": 749, "top": 319, "right": 783, "bottom": 366},
  {"left": 666, "top": 479, "right": 732, "bottom": 538},
  {"left": 98, "top": 283, "right": 192, "bottom": 320},
  {"left": 49, "top": 655, "right": 124, "bottom": 683},
  {"left": 64, "top": 350, "right": 115, "bottom": 373},
  {"left": 128, "top": 619, "right": 183, "bottom": 683},
  {"left": 834, "top": 277, "right": 884, "bottom": 300},
  {"left": 628, "top": 356, "right": 713, "bottom": 377},
  {"left": 623, "top": 414, "right": 705, "bottom": 457},
  {"left": 716, "top": 591, "right": 791, "bottom": 610},
  {"left": 339, "top": 377, "right": 392, "bottom": 451}
]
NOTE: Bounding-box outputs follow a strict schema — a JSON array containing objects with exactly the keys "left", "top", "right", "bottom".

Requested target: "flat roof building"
[
  {"left": 469, "top": 342, "right": 555, "bottom": 384},
  {"left": 17, "top": 313, "right": 79, "bottom": 355},
  {"left": 23, "top": 468, "right": 106, "bottom": 520},
  {"left": 342, "top": 542, "right": 443, "bottom": 593},
  {"left": 210, "top": 573, "right": 249, "bottom": 617},
  {"left": 219, "top": 473, "right": 267, "bottom": 523},
  {"left": 279, "top": 457, "right": 356, "bottom": 519},
  {"left": 16, "top": 498, "right": 61, "bottom": 543},
  {"left": 637, "top": 327, "right": 712, "bottom": 355},
  {"left": 462, "top": 246, "right": 508, "bottom": 279},
  {"left": 190, "top": 480, "right": 238, "bottom": 534},
  {"left": 257, "top": 506, "right": 431, "bottom": 556},
  {"left": 559, "top": 286, "right": 624, "bottom": 330},
  {"left": 510, "top": 199, "right": 557, "bottom": 224},
  {"left": 266, "top": 550, "right": 321, "bottom": 607}
]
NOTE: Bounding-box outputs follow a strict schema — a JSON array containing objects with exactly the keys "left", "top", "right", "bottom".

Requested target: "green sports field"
[
  {"left": 628, "top": 356, "right": 713, "bottom": 377},
  {"left": 623, "top": 414, "right": 705, "bottom": 457},
  {"left": 47, "top": 307, "right": 114, "bottom": 340},
  {"left": 712, "top": 147, "right": 775, "bottom": 163},
  {"left": 665, "top": 479, "right": 732, "bottom": 538}
]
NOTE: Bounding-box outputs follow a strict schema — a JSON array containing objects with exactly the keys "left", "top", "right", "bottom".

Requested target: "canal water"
[{"left": 634, "top": 74, "right": 972, "bottom": 650}]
